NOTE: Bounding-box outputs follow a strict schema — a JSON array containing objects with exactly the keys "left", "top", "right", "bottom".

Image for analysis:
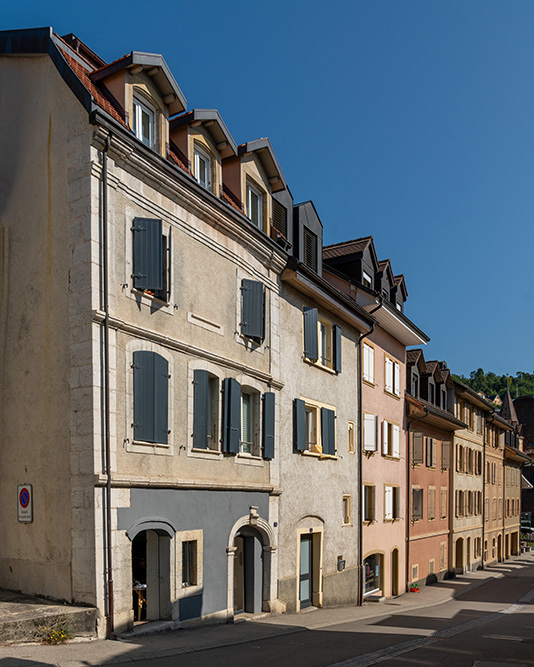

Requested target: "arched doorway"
[
  {"left": 391, "top": 548, "right": 399, "bottom": 597},
  {"left": 455, "top": 538, "right": 464, "bottom": 573},
  {"left": 227, "top": 509, "right": 277, "bottom": 618},
  {"left": 497, "top": 534, "right": 502, "bottom": 562},
  {"left": 233, "top": 527, "right": 263, "bottom": 614},
  {"left": 466, "top": 537, "right": 471, "bottom": 571},
  {"left": 131, "top": 529, "right": 171, "bottom": 622}
]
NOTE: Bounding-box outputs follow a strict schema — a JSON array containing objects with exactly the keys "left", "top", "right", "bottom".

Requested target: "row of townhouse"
[{"left": 0, "top": 28, "right": 528, "bottom": 638}]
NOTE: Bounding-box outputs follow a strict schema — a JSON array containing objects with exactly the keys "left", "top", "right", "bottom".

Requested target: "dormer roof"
[
  {"left": 407, "top": 348, "right": 427, "bottom": 373},
  {"left": 323, "top": 236, "right": 378, "bottom": 267},
  {"left": 393, "top": 274, "right": 408, "bottom": 300},
  {"left": 377, "top": 258, "right": 394, "bottom": 285},
  {"left": 238, "top": 138, "right": 287, "bottom": 192},
  {"left": 170, "top": 109, "right": 237, "bottom": 159},
  {"left": 90, "top": 51, "right": 187, "bottom": 115}
]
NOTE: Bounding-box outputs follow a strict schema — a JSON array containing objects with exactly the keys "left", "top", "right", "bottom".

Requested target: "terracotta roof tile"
[
  {"left": 222, "top": 190, "right": 244, "bottom": 213},
  {"left": 59, "top": 48, "right": 129, "bottom": 129},
  {"left": 168, "top": 149, "right": 190, "bottom": 174},
  {"left": 91, "top": 53, "right": 130, "bottom": 75}
]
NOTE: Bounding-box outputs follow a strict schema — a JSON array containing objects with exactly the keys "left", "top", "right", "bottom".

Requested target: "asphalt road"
[{"left": 124, "top": 559, "right": 534, "bottom": 667}]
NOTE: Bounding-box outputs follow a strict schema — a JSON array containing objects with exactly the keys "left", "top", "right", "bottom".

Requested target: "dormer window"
[
  {"left": 247, "top": 182, "right": 263, "bottom": 228},
  {"left": 133, "top": 96, "right": 155, "bottom": 148},
  {"left": 194, "top": 144, "right": 212, "bottom": 191},
  {"left": 303, "top": 227, "right": 318, "bottom": 272},
  {"left": 362, "top": 271, "right": 372, "bottom": 289}
]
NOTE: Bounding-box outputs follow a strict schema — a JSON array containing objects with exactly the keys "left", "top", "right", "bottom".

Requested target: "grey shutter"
[
  {"left": 262, "top": 392, "right": 275, "bottom": 459},
  {"left": 154, "top": 353, "right": 169, "bottom": 444},
  {"left": 133, "top": 350, "right": 154, "bottom": 443},
  {"left": 413, "top": 432, "right": 423, "bottom": 465},
  {"left": 133, "top": 351, "right": 168, "bottom": 444},
  {"left": 294, "top": 399, "right": 306, "bottom": 451},
  {"left": 193, "top": 370, "right": 209, "bottom": 450},
  {"left": 321, "top": 408, "right": 336, "bottom": 456},
  {"left": 133, "top": 218, "right": 163, "bottom": 291},
  {"left": 222, "top": 378, "right": 240, "bottom": 454},
  {"left": 333, "top": 325, "right": 342, "bottom": 373},
  {"left": 303, "top": 308, "right": 318, "bottom": 361},
  {"left": 241, "top": 280, "right": 264, "bottom": 340}
]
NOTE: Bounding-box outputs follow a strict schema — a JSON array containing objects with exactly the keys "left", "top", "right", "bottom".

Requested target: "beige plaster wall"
[
  {"left": 277, "top": 285, "right": 360, "bottom": 611},
  {"left": 0, "top": 55, "right": 96, "bottom": 602}
]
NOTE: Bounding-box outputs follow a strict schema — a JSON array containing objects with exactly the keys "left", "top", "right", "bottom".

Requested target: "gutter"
[{"left": 101, "top": 133, "right": 115, "bottom": 637}]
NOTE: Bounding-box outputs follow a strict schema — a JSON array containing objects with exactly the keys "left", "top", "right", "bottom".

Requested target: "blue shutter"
[
  {"left": 133, "top": 351, "right": 168, "bottom": 444},
  {"left": 222, "top": 378, "right": 240, "bottom": 454},
  {"left": 262, "top": 392, "right": 275, "bottom": 459},
  {"left": 333, "top": 325, "right": 342, "bottom": 373},
  {"left": 294, "top": 399, "right": 306, "bottom": 451},
  {"left": 241, "top": 280, "right": 264, "bottom": 340},
  {"left": 321, "top": 407, "right": 336, "bottom": 456},
  {"left": 303, "top": 308, "right": 318, "bottom": 361},
  {"left": 193, "top": 370, "right": 209, "bottom": 450},
  {"left": 133, "top": 218, "right": 163, "bottom": 291},
  {"left": 133, "top": 350, "right": 153, "bottom": 442},
  {"left": 153, "top": 353, "right": 169, "bottom": 444}
]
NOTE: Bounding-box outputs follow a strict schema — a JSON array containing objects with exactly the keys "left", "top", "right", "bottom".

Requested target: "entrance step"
[
  {"left": 365, "top": 595, "right": 386, "bottom": 603},
  {"left": 0, "top": 589, "right": 97, "bottom": 645}
]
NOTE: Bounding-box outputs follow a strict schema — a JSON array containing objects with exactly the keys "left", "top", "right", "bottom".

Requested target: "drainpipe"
[
  {"left": 102, "top": 133, "right": 114, "bottom": 637},
  {"left": 481, "top": 409, "right": 495, "bottom": 569},
  {"left": 405, "top": 408, "right": 428, "bottom": 591},
  {"left": 356, "top": 295, "right": 381, "bottom": 605}
]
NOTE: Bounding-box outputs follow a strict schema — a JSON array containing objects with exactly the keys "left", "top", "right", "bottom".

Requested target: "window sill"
[
  {"left": 384, "top": 390, "right": 401, "bottom": 400},
  {"left": 304, "top": 358, "right": 337, "bottom": 375},
  {"left": 363, "top": 519, "right": 376, "bottom": 526},
  {"left": 128, "top": 440, "right": 172, "bottom": 456},
  {"left": 132, "top": 288, "right": 170, "bottom": 306},
  {"left": 235, "top": 452, "right": 264, "bottom": 467},
  {"left": 383, "top": 454, "right": 401, "bottom": 461},
  {"left": 363, "top": 378, "right": 375, "bottom": 388},
  {"left": 363, "top": 449, "right": 377, "bottom": 456},
  {"left": 342, "top": 522, "right": 353, "bottom": 528},
  {"left": 190, "top": 448, "right": 223, "bottom": 459}
]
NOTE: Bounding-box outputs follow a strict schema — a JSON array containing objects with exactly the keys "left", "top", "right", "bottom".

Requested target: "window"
[
  {"left": 457, "top": 444, "right": 464, "bottom": 472},
  {"left": 477, "top": 409, "right": 483, "bottom": 434},
  {"left": 440, "top": 487, "right": 447, "bottom": 519},
  {"left": 240, "top": 390, "right": 258, "bottom": 454},
  {"left": 456, "top": 490, "right": 464, "bottom": 517},
  {"left": 363, "top": 485, "right": 375, "bottom": 522},
  {"left": 363, "top": 343, "right": 374, "bottom": 384},
  {"left": 293, "top": 399, "right": 336, "bottom": 456},
  {"left": 132, "top": 350, "right": 169, "bottom": 444},
  {"left": 241, "top": 279, "right": 265, "bottom": 342},
  {"left": 363, "top": 413, "right": 378, "bottom": 452},
  {"left": 428, "top": 487, "right": 436, "bottom": 520},
  {"left": 193, "top": 144, "right": 212, "bottom": 191},
  {"left": 382, "top": 420, "right": 400, "bottom": 458},
  {"left": 247, "top": 181, "right": 263, "bottom": 228},
  {"left": 221, "top": 378, "right": 275, "bottom": 459},
  {"left": 440, "top": 542, "right": 447, "bottom": 570},
  {"left": 132, "top": 217, "right": 170, "bottom": 301},
  {"left": 303, "top": 308, "right": 341, "bottom": 372},
  {"left": 272, "top": 198, "right": 288, "bottom": 238},
  {"left": 440, "top": 389, "right": 447, "bottom": 410},
  {"left": 429, "top": 559, "right": 435, "bottom": 574},
  {"left": 182, "top": 541, "right": 197, "bottom": 587},
  {"left": 412, "top": 487, "right": 423, "bottom": 521},
  {"left": 348, "top": 421, "right": 355, "bottom": 453},
  {"left": 303, "top": 227, "right": 318, "bottom": 272},
  {"left": 362, "top": 270, "right": 372, "bottom": 288},
  {"left": 385, "top": 356, "right": 401, "bottom": 397},
  {"left": 384, "top": 485, "right": 400, "bottom": 521},
  {"left": 428, "top": 438, "right": 437, "bottom": 468},
  {"left": 133, "top": 96, "right": 155, "bottom": 148},
  {"left": 192, "top": 370, "right": 219, "bottom": 451},
  {"left": 411, "top": 373, "right": 419, "bottom": 397},
  {"left": 342, "top": 495, "right": 352, "bottom": 525},
  {"left": 429, "top": 382, "right": 435, "bottom": 404}
]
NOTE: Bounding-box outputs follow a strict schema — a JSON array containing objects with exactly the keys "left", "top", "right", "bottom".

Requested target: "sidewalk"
[{"left": 0, "top": 553, "right": 532, "bottom": 666}]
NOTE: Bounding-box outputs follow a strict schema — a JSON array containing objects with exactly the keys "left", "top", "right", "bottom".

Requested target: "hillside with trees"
[{"left": 452, "top": 369, "right": 534, "bottom": 400}]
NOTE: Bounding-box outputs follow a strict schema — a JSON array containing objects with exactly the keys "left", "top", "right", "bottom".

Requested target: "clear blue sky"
[{"left": 4, "top": 0, "right": 533, "bottom": 377}]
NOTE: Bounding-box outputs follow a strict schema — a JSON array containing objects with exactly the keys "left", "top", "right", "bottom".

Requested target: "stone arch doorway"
[
  {"left": 227, "top": 508, "right": 277, "bottom": 617},
  {"left": 391, "top": 548, "right": 399, "bottom": 597},
  {"left": 455, "top": 538, "right": 464, "bottom": 573},
  {"left": 127, "top": 520, "right": 175, "bottom": 623}
]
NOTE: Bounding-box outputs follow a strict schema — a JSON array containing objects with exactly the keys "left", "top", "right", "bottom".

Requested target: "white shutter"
[
  {"left": 363, "top": 345, "right": 369, "bottom": 382},
  {"left": 383, "top": 420, "right": 389, "bottom": 455},
  {"left": 364, "top": 414, "right": 377, "bottom": 451},
  {"left": 385, "top": 357, "right": 393, "bottom": 393},
  {"left": 385, "top": 486, "right": 393, "bottom": 520},
  {"left": 392, "top": 424, "right": 400, "bottom": 458},
  {"left": 394, "top": 362, "right": 400, "bottom": 396}
]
